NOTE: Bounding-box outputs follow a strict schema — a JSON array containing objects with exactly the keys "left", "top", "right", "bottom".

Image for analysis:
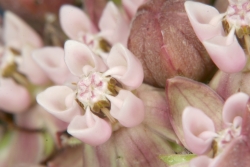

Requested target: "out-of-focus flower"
[
  {"left": 185, "top": 1, "right": 247, "bottom": 73},
  {"left": 184, "top": 93, "right": 250, "bottom": 167},
  {"left": 128, "top": 0, "right": 216, "bottom": 88},
  {"left": 59, "top": 1, "right": 129, "bottom": 57},
  {"left": 0, "top": 11, "right": 50, "bottom": 113},
  {"left": 0, "top": 129, "right": 48, "bottom": 167},
  {"left": 32, "top": 47, "right": 71, "bottom": 85},
  {"left": 37, "top": 40, "right": 144, "bottom": 146}
]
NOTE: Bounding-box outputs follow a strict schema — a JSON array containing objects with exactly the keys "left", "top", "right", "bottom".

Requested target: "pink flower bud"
[{"left": 128, "top": 0, "right": 216, "bottom": 87}]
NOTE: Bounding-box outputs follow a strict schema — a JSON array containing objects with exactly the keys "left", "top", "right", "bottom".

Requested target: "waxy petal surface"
[
  {"left": 203, "top": 35, "right": 246, "bottom": 73},
  {"left": 59, "top": 5, "right": 97, "bottom": 40},
  {"left": 222, "top": 92, "right": 248, "bottom": 126},
  {"left": 67, "top": 108, "right": 112, "bottom": 146},
  {"left": 64, "top": 40, "right": 107, "bottom": 76},
  {"left": 107, "top": 90, "right": 144, "bottom": 127},
  {"left": 183, "top": 107, "right": 217, "bottom": 154},
  {"left": 184, "top": 1, "right": 224, "bottom": 41},
  {"left": 104, "top": 44, "right": 143, "bottom": 90},
  {"left": 99, "top": 2, "right": 129, "bottom": 46},
  {"left": 36, "top": 86, "right": 82, "bottom": 123}
]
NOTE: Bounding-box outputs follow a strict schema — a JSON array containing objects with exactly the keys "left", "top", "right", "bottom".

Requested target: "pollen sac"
[
  {"left": 1, "top": 62, "right": 17, "bottom": 78},
  {"left": 92, "top": 100, "right": 110, "bottom": 118},
  {"left": 99, "top": 38, "right": 111, "bottom": 53}
]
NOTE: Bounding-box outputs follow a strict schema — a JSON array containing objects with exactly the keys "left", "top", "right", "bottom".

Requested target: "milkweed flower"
[
  {"left": 37, "top": 40, "right": 144, "bottom": 146},
  {"left": 59, "top": 1, "right": 130, "bottom": 58},
  {"left": 0, "top": 11, "right": 50, "bottom": 113},
  {"left": 184, "top": 0, "right": 248, "bottom": 73},
  {"left": 182, "top": 93, "right": 250, "bottom": 167},
  {"left": 166, "top": 77, "right": 250, "bottom": 166}
]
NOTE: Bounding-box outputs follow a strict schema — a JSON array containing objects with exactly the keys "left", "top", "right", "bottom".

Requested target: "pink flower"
[
  {"left": 37, "top": 40, "right": 144, "bottom": 146},
  {"left": 182, "top": 92, "right": 249, "bottom": 166},
  {"left": 59, "top": 2, "right": 130, "bottom": 54},
  {"left": 0, "top": 11, "right": 49, "bottom": 113},
  {"left": 32, "top": 47, "right": 71, "bottom": 85},
  {"left": 184, "top": 1, "right": 247, "bottom": 73}
]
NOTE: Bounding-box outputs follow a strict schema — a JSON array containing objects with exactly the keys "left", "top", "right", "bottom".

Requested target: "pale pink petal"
[
  {"left": 222, "top": 92, "right": 249, "bottom": 126},
  {"left": 64, "top": 40, "right": 107, "bottom": 76},
  {"left": 98, "top": 2, "right": 130, "bottom": 46},
  {"left": 18, "top": 45, "right": 50, "bottom": 85},
  {"left": 184, "top": 1, "right": 224, "bottom": 41},
  {"left": 182, "top": 107, "right": 217, "bottom": 155},
  {"left": 202, "top": 30, "right": 246, "bottom": 73},
  {"left": 106, "top": 90, "right": 144, "bottom": 127},
  {"left": 190, "top": 156, "right": 213, "bottom": 167},
  {"left": 32, "top": 47, "right": 71, "bottom": 85},
  {"left": 122, "top": 0, "right": 146, "bottom": 18},
  {"left": 104, "top": 44, "right": 143, "bottom": 90},
  {"left": 0, "top": 78, "right": 31, "bottom": 113},
  {"left": 67, "top": 108, "right": 112, "bottom": 146},
  {"left": 59, "top": 5, "right": 97, "bottom": 40},
  {"left": 3, "top": 11, "right": 42, "bottom": 48},
  {"left": 36, "top": 86, "right": 82, "bottom": 123}
]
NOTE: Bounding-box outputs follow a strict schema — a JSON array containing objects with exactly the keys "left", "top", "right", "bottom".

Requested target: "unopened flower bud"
[{"left": 128, "top": 0, "right": 216, "bottom": 87}]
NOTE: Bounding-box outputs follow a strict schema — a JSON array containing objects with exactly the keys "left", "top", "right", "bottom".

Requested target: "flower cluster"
[
  {"left": 37, "top": 40, "right": 145, "bottom": 146},
  {"left": 2, "top": 0, "right": 250, "bottom": 166}
]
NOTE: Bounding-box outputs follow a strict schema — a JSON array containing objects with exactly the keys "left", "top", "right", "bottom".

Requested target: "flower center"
[
  {"left": 76, "top": 72, "right": 121, "bottom": 123},
  {"left": 76, "top": 72, "right": 109, "bottom": 107},
  {"left": 226, "top": 1, "right": 250, "bottom": 28},
  {"left": 212, "top": 122, "right": 241, "bottom": 157}
]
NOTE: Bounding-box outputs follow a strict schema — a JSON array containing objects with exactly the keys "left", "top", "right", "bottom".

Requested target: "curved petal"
[
  {"left": 98, "top": 2, "right": 130, "bottom": 46},
  {"left": 32, "top": 47, "right": 71, "bottom": 85},
  {"left": 106, "top": 90, "right": 144, "bottom": 127},
  {"left": 3, "top": 11, "right": 42, "bottom": 48},
  {"left": 0, "top": 78, "right": 31, "bottom": 113},
  {"left": 64, "top": 40, "right": 107, "bottom": 76},
  {"left": 184, "top": 1, "right": 224, "bottom": 41},
  {"left": 222, "top": 92, "right": 249, "bottom": 126},
  {"left": 18, "top": 45, "right": 50, "bottom": 85},
  {"left": 182, "top": 107, "right": 217, "bottom": 155},
  {"left": 104, "top": 44, "right": 143, "bottom": 90},
  {"left": 59, "top": 5, "right": 97, "bottom": 40},
  {"left": 67, "top": 108, "right": 112, "bottom": 146},
  {"left": 36, "top": 86, "right": 82, "bottom": 123},
  {"left": 203, "top": 33, "right": 246, "bottom": 73},
  {"left": 190, "top": 156, "right": 213, "bottom": 167}
]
